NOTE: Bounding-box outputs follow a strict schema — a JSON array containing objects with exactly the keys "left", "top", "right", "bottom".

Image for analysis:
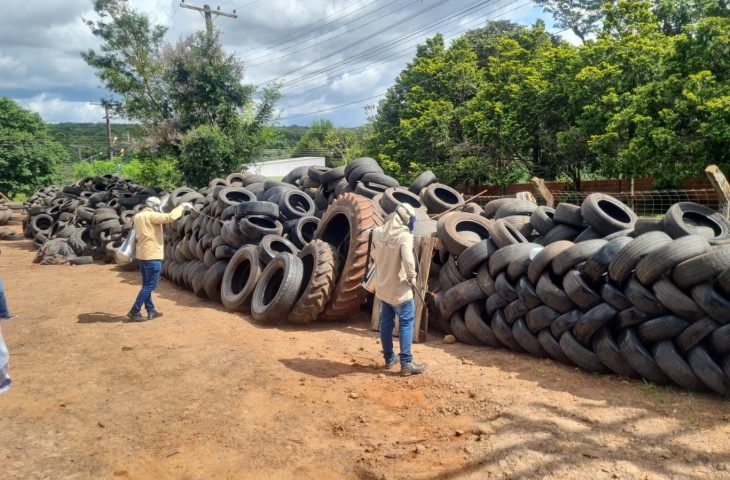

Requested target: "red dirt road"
[{"left": 1, "top": 236, "right": 729, "bottom": 479}]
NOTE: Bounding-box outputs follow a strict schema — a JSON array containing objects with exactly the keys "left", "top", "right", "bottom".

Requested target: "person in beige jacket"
[
  {"left": 372, "top": 203, "right": 426, "bottom": 376},
  {"left": 127, "top": 197, "right": 190, "bottom": 322}
]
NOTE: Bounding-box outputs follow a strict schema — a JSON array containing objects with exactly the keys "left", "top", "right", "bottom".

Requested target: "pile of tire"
[
  {"left": 159, "top": 159, "right": 478, "bottom": 324},
  {"left": 431, "top": 194, "right": 730, "bottom": 396},
  {"left": 22, "top": 174, "right": 164, "bottom": 265},
  {"left": 0, "top": 200, "right": 25, "bottom": 241}
]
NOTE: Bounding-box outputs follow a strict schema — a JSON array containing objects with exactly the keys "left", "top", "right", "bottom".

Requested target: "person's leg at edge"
[
  {"left": 394, "top": 299, "right": 415, "bottom": 365},
  {"left": 0, "top": 278, "right": 10, "bottom": 319},
  {"left": 144, "top": 260, "right": 162, "bottom": 316},
  {"left": 379, "top": 301, "right": 397, "bottom": 366},
  {"left": 0, "top": 324, "right": 11, "bottom": 393},
  {"left": 131, "top": 261, "right": 154, "bottom": 315}
]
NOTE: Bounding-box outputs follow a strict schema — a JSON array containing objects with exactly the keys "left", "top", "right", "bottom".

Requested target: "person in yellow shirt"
[
  {"left": 127, "top": 197, "right": 191, "bottom": 322},
  {"left": 372, "top": 203, "right": 426, "bottom": 376}
]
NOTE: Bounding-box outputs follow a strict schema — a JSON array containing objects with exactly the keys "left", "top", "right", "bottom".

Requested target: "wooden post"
[
  {"left": 530, "top": 177, "right": 554, "bottom": 207},
  {"left": 705, "top": 165, "right": 730, "bottom": 219}
]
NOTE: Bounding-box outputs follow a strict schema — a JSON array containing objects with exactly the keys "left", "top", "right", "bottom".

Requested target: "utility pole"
[
  {"left": 90, "top": 101, "right": 122, "bottom": 158},
  {"left": 180, "top": 1, "right": 237, "bottom": 40}
]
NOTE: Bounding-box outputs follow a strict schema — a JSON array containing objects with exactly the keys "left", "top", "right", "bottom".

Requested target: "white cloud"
[{"left": 21, "top": 94, "right": 106, "bottom": 123}]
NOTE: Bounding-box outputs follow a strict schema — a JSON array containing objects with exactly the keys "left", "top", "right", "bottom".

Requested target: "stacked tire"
[{"left": 431, "top": 193, "right": 730, "bottom": 396}]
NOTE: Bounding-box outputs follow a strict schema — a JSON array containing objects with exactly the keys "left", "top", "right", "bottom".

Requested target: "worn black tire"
[
  {"left": 287, "top": 240, "right": 339, "bottom": 324},
  {"left": 483, "top": 198, "right": 514, "bottom": 219},
  {"left": 635, "top": 235, "right": 711, "bottom": 286},
  {"left": 489, "top": 219, "right": 528, "bottom": 249},
  {"left": 234, "top": 201, "right": 279, "bottom": 219},
  {"left": 554, "top": 203, "right": 585, "bottom": 228},
  {"left": 279, "top": 190, "right": 316, "bottom": 220},
  {"left": 494, "top": 199, "right": 537, "bottom": 219},
  {"left": 203, "top": 260, "right": 227, "bottom": 303},
  {"left": 672, "top": 246, "right": 730, "bottom": 289},
  {"left": 512, "top": 318, "right": 546, "bottom": 357},
  {"left": 600, "top": 282, "right": 632, "bottom": 310},
  {"left": 450, "top": 311, "right": 483, "bottom": 345},
  {"left": 380, "top": 187, "right": 423, "bottom": 214},
  {"left": 664, "top": 202, "right": 730, "bottom": 244},
  {"left": 676, "top": 317, "right": 719, "bottom": 352},
  {"left": 690, "top": 283, "right": 730, "bottom": 324},
  {"left": 408, "top": 170, "right": 437, "bottom": 194},
  {"left": 491, "top": 310, "right": 523, "bottom": 351},
  {"left": 563, "top": 269, "right": 602, "bottom": 310},
  {"left": 516, "top": 276, "right": 542, "bottom": 309},
  {"left": 573, "top": 302, "right": 617, "bottom": 345},
  {"left": 687, "top": 346, "right": 730, "bottom": 395},
  {"left": 653, "top": 341, "right": 707, "bottom": 391},
  {"left": 345, "top": 157, "right": 380, "bottom": 179},
  {"left": 288, "top": 216, "right": 320, "bottom": 249},
  {"left": 538, "top": 329, "right": 572, "bottom": 364},
  {"left": 551, "top": 310, "right": 582, "bottom": 337},
  {"left": 552, "top": 239, "right": 606, "bottom": 276},
  {"left": 315, "top": 193, "right": 384, "bottom": 320},
  {"left": 525, "top": 305, "right": 559, "bottom": 333},
  {"left": 256, "top": 235, "right": 299, "bottom": 265},
  {"left": 581, "top": 193, "right": 637, "bottom": 235},
  {"left": 539, "top": 223, "right": 582, "bottom": 245},
  {"left": 560, "top": 331, "right": 607, "bottom": 372},
  {"left": 574, "top": 227, "right": 603, "bottom": 243},
  {"left": 464, "top": 301, "right": 502, "bottom": 347},
  {"left": 489, "top": 242, "right": 539, "bottom": 279},
  {"left": 347, "top": 164, "right": 383, "bottom": 189},
  {"left": 652, "top": 277, "right": 705, "bottom": 321},
  {"left": 608, "top": 231, "right": 672, "bottom": 285},
  {"left": 221, "top": 246, "right": 261, "bottom": 312},
  {"left": 476, "top": 263, "right": 496, "bottom": 296},
  {"left": 582, "top": 236, "right": 633, "bottom": 284},
  {"left": 617, "top": 329, "right": 671, "bottom": 385},
  {"left": 634, "top": 218, "right": 664, "bottom": 235},
  {"left": 527, "top": 240, "right": 573, "bottom": 285},
  {"left": 530, "top": 206, "right": 557, "bottom": 235},
  {"left": 625, "top": 276, "right": 668, "bottom": 316},
  {"left": 437, "top": 278, "right": 488, "bottom": 321},
  {"left": 710, "top": 324, "right": 730, "bottom": 355},
  {"left": 503, "top": 299, "right": 528, "bottom": 324},
  {"left": 536, "top": 272, "right": 575, "bottom": 313},
  {"left": 69, "top": 256, "right": 93, "bottom": 265},
  {"left": 240, "top": 216, "right": 283, "bottom": 242},
  {"left": 637, "top": 315, "right": 689, "bottom": 343},
  {"left": 420, "top": 183, "right": 464, "bottom": 214},
  {"left": 437, "top": 212, "right": 492, "bottom": 256},
  {"left": 251, "top": 252, "right": 304, "bottom": 324},
  {"left": 494, "top": 273, "right": 519, "bottom": 303},
  {"left": 457, "top": 240, "right": 497, "bottom": 278},
  {"left": 592, "top": 328, "right": 638, "bottom": 377}
]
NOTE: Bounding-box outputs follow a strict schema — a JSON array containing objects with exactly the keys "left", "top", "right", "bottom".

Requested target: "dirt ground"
[{"left": 1, "top": 233, "right": 730, "bottom": 480}]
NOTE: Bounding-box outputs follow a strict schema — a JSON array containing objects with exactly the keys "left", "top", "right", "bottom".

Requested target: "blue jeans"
[
  {"left": 0, "top": 324, "right": 10, "bottom": 394},
  {"left": 132, "top": 260, "right": 162, "bottom": 315},
  {"left": 0, "top": 277, "right": 10, "bottom": 318},
  {"left": 380, "top": 299, "right": 415, "bottom": 365}
]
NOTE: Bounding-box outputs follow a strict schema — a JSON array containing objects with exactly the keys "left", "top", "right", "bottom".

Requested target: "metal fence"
[{"left": 467, "top": 188, "right": 720, "bottom": 217}]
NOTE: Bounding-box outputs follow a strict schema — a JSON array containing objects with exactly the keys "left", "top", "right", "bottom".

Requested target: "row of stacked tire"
[
  {"left": 0, "top": 200, "right": 25, "bottom": 240},
  {"left": 430, "top": 194, "right": 730, "bottom": 396},
  {"left": 159, "top": 157, "right": 467, "bottom": 325},
  {"left": 22, "top": 174, "right": 163, "bottom": 265}
]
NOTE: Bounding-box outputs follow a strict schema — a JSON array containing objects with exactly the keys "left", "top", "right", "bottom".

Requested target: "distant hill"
[{"left": 48, "top": 122, "right": 142, "bottom": 162}]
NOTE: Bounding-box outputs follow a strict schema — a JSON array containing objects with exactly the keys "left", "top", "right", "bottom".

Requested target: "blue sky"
[{"left": 0, "top": 0, "right": 569, "bottom": 127}]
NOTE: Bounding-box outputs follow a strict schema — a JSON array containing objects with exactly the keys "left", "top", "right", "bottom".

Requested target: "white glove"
[
  {"left": 407, "top": 277, "right": 418, "bottom": 290},
  {"left": 181, "top": 202, "right": 194, "bottom": 210}
]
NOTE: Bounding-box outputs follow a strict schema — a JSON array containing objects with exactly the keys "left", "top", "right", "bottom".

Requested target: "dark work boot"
[
  {"left": 400, "top": 362, "right": 427, "bottom": 377},
  {"left": 126, "top": 310, "right": 148, "bottom": 322},
  {"left": 148, "top": 311, "right": 164, "bottom": 320}
]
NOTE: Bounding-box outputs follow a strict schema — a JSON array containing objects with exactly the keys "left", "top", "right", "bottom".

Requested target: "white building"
[{"left": 245, "top": 157, "right": 325, "bottom": 178}]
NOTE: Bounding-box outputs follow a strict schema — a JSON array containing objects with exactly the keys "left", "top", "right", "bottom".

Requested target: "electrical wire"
[
  {"left": 266, "top": 0, "right": 506, "bottom": 89},
  {"left": 241, "top": 0, "right": 383, "bottom": 63},
  {"left": 248, "top": 0, "right": 442, "bottom": 69},
  {"left": 281, "top": 0, "right": 526, "bottom": 97}
]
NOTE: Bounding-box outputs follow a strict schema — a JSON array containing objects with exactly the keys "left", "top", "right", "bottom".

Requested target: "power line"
[
  {"left": 258, "top": 0, "right": 451, "bottom": 85},
  {"left": 245, "top": 0, "right": 401, "bottom": 66},
  {"left": 240, "top": 0, "right": 380, "bottom": 63},
  {"left": 281, "top": 0, "right": 529, "bottom": 97},
  {"left": 179, "top": 1, "right": 238, "bottom": 39},
  {"left": 273, "top": 0, "right": 506, "bottom": 91},
  {"left": 278, "top": 93, "right": 387, "bottom": 121}
]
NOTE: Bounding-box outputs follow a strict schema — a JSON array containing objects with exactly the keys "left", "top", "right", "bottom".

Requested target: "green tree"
[
  {"left": 533, "top": 0, "right": 604, "bottom": 42},
  {"left": 0, "top": 97, "right": 66, "bottom": 196},
  {"left": 179, "top": 125, "right": 235, "bottom": 187},
  {"left": 83, "top": 0, "right": 279, "bottom": 182}
]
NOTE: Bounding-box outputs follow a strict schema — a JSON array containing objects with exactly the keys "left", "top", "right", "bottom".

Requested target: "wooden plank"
[
  {"left": 705, "top": 164, "right": 730, "bottom": 219},
  {"left": 530, "top": 177, "right": 554, "bottom": 207},
  {"left": 413, "top": 235, "right": 437, "bottom": 342}
]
